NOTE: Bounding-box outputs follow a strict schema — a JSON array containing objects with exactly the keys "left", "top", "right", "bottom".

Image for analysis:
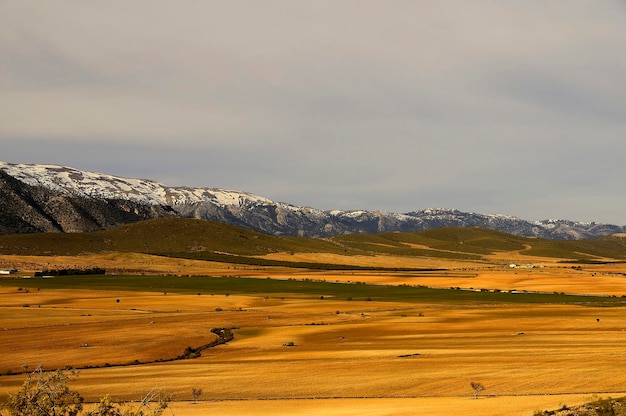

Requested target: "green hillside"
[
  {"left": 0, "top": 218, "right": 625, "bottom": 263},
  {"left": 523, "top": 234, "right": 626, "bottom": 261},
  {"left": 334, "top": 227, "right": 529, "bottom": 259},
  {"left": 0, "top": 218, "right": 349, "bottom": 257}
]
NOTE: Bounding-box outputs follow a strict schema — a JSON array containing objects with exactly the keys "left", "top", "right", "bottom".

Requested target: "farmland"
[{"left": 1, "top": 220, "right": 626, "bottom": 415}]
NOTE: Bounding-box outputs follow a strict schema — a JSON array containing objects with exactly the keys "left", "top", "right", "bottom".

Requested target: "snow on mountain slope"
[
  {"left": 1, "top": 161, "right": 624, "bottom": 239},
  {"left": 0, "top": 162, "right": 276, "bottom": 208}
]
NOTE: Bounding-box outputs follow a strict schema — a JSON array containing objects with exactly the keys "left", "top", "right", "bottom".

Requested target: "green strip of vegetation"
[
  {"left": 560, "top": 259, "right": 626, "bottom": 265},
  {"left": 6, "top": 274, "right": 626, "bottom": 306}
]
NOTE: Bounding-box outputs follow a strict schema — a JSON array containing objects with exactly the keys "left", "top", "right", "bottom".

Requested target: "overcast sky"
[{"left": 2, "top": 1, "right": 626, "bottom": 224}]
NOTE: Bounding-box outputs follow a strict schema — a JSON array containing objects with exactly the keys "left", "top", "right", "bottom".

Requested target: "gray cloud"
[{"left": 2, "top": 1, "right": 626, "bottom": 225}]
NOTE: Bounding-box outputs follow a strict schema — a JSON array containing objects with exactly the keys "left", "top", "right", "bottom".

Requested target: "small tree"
[
  {"left": 3, "top": 366, "right": 84, "bottom": 416},
  {"left": 191, "top": 388, "right": 203, "bottom": 404},
  {"left": 1, "top": 367, "right": 169, "bottom": 416},
  {"left": 470, "top": 381, "right": 485, "bottom": 399}
]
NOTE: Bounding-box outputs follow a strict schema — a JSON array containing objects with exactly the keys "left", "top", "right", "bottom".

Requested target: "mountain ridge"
[{"left": 1, "top": 161, "right": 623, "bottom": 239}]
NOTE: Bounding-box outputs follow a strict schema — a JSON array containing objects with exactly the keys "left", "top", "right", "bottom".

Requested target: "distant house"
[{"left": 508, "top": 263, "right": 537, "bottom": 269}]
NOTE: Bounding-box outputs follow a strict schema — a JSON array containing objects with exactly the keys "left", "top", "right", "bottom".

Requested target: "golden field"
[{"left": 2, "top": 247, "right": 626, "bottom": 415}]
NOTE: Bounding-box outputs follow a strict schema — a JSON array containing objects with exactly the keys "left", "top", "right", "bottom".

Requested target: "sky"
[{"left": 2, "top": 1, "right": 626, "bottom": 225}]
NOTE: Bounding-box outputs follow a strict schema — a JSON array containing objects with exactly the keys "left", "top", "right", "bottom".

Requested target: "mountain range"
[{"left": 1, "top": 161, "right": 623, "bottom": 240}]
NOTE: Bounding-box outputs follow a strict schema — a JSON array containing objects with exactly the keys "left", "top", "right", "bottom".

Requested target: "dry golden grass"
[
  {"left": 2, "top": 249, "right": 626, "bottom": 415},
  {"left": 164, "top": 395, "right": 602, "bottom": 416}
]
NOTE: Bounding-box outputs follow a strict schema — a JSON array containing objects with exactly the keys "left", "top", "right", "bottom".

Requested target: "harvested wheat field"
[{"left": 2, "top": 245, "right": 626, "bottom": 415}]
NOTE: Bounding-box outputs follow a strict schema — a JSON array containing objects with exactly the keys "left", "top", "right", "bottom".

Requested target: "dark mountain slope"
[{"left": 0, "top": 170, "right": 175, "bottom": 234}]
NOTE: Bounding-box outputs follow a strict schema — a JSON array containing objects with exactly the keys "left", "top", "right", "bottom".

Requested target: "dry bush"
[{"left": 1, "top": 367, "right": 169, "bottom": 416}]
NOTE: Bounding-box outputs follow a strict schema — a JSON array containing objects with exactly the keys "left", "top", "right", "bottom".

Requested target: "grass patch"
[{"left": 4, "top": 274, "right": 626, "bottom": 306}]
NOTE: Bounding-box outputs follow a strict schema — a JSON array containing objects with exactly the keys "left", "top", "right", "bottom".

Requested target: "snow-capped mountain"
[
  {"left": 1, "top": 162, "right": 623, "bottom": 239},
  {"left": 0, "top": 162, "right": 275, "bottom": 207}
]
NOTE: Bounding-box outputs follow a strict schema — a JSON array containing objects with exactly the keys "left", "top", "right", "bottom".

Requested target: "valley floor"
[
  {"left": 166, "top": 395, "right": 609, "bottom": 416},
  {"left": 3, "top": 251, "right": 626, "bottom": 296},
  {"left": 2, "top": 251, "right": 626, "bottom": 415}
]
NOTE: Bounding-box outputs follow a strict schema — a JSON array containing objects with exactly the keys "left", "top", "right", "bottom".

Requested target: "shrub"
[
  {"left": 191, "top": 388, "right": 203, "bottom": 404},
  {"left": 470, "top": 381, "right": 485, "bottom": 399},
  {"left": 1, "top": 367, "right": 169, "bottom": 416},
  {"left": 2, "top": 367, "right": 83, "bottom": 416}
]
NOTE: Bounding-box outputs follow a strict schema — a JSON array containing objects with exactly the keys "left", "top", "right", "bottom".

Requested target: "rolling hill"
[{"left": 1, "top": 218, "right": 625, "bottom": 266}]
